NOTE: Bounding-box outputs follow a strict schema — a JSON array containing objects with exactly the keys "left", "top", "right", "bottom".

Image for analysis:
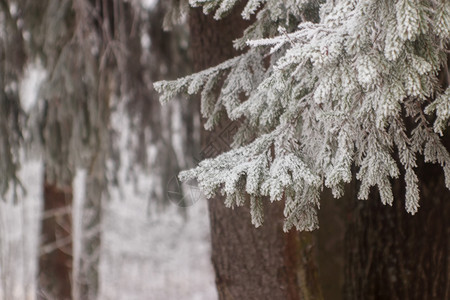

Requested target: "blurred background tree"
[{"left": 0, "top": 0, "right": 200, "bottom": 299}]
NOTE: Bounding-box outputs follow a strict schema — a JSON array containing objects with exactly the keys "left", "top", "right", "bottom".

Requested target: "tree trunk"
[
  {"left": 344, "top": 164, "right": 450, "bottom": 299},
  {"left": 316, "top": 190, "right": 346, "bottom": 300},
  {"left": 38, "top": 178, "right": 73, "bottom": 300},
  {"left": 77, "top": 163, "right": 104, "bottom": 300},
  {"left": 76, "top": 50, "right": 112, "bottom": 299},
  {"left": 344, "top": 55, "right": 450, "bottom": 300},
  {"left": 189, "top": 6, "right": 322, "bottom": 299}
]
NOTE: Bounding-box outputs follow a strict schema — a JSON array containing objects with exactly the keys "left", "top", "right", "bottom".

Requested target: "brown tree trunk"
[
  {"left": 316, "top": 190, "right": 346, "bottom": 300},
  {"left": 189, "top": 6, "right": 322, "bottom": 300},
  {"left": 343, "top": 55, "right": 450, "bottom": 300},
  {"left": 38, "top": 179, "right": 73, "bottom": 300},
  {"left": 344, "top": 165, "right": 450, "bottom": 300}
]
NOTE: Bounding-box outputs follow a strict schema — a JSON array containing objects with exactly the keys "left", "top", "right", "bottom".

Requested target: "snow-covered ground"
[
  {"left": 0, "top": 160, "right": 216, "bottom": 300},
  {"left": 100, "top": 193, "right": 216, "bottom": 300},
  {"left": 0, "top": 161, "right": 42, "bottom": 300}
]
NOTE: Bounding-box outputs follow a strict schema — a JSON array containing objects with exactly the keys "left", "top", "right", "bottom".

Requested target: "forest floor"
[{"left": 0, "top": 161, "right": 216, "bottom": 300}]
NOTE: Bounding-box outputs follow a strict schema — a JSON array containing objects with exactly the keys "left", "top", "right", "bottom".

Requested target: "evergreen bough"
[{"left": 155, "top": 0, "right": 450, "bottom": 231}]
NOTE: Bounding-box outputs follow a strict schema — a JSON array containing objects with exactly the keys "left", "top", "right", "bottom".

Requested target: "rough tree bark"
[
  {"left": 316, "top": 190, "right": 346, "bottom": 300},
  {"left": 38, "top": 179, "right": 73, "bottom": 300},
  {"left": 343, "top": 55, "right": 450, "bottom": 300},
  {"left": 344, "top": 171, "right": 449, "bottom": 300},
  {"left": 189, "top": 6, "right": 322, "bottom": 300}
]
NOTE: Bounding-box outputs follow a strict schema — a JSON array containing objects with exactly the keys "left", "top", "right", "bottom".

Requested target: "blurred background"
[{"left": 0, "top": 0, "right": 216, "bottom": 299}]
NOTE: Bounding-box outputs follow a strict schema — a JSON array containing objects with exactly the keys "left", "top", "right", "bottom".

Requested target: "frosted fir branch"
[
  {"left": 387, "top": 117, "right": 422, "bottom": 213},
  {"left": 424, "top": 88, "right": 450, "bottom": 135},
  {"left": 190, "top": 0, "right": 325, "bottom": 52},
  {"left": 434, "top": 1, "right": 450, "bottom": 39},
  {"left": 283, "top": 186, "right": 320, "bottom": 231},
  {"left": 423, "top": 130, "right": 450, "bottom": 190},
  {"left": 242, "top": 0, "right": 266, "bottom": 20},
  {"left": 234, "top": 3, "right": 296, "bottom": 50},
  {"left": 324, "top": 127, "right": 354, "bottom": 198},
  {"left": 189, "top": 0, "right": 245, "bottom": 18},
  {"left": 214, "top": 0, "right": 240, "bottom": 19},
  {"left": 155, "top": 49, "right": 271, "bottom": 133},
  {"left": 157, "top": 0, "right": 450, "bottom": 231},
  {"left": 154, "top": 54, "right": 243, "bottom": 104},
  {"left": 404, "top": 167, "right": 420, "bottom": 214},
  {"left": 188, "top": 0, "right": 220, "bottom": 14},
  {"left": 356, "top": 130, "right": 400, "bottom": 206},
  {"left": 178, "top": 130, "right": 276, "bottom": 197},
  {"left": 190, "top": 0, "right": 323, "bottom": 21},
  {"left": 179, "top": 126, "right": 321, "bottom": 231},
  {"left": 246, "top": 22, "right": 332, "bottom": 53},
  {"left": 250, "top": 195, "right": 264, "bottom": 227},
  {"left": 410, "top": 103, "right": 450, "bottom": 191},
  {"left": 262, "top": 152, "right": 321, "bottom": 202}
]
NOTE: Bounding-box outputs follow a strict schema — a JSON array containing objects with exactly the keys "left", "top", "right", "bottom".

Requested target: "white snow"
[
  {"left": 19, "top": 63, "right": 46, "bottom": 114},
  {"left": 141, "top": 0, "right": 158, "bottom": 10},
  {"left": 0, "top": 160, "right": 43, "bottom": 300},
  {"left": 0, "top": 159, "right": 216, "bottom": 300}
]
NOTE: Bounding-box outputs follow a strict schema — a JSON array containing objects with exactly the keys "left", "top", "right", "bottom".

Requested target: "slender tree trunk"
[
  {"left": 73, "top": 1, "right": 117, "bottom": 297},
  {"left": 189, "top": 6, "right": 322, "bottom": 299},
  {"left": 77, "top": 161, "right": 104, "bottom": 299},
  {"left": 38, "top": 177, "right": 73, "bottom": 300},
  {"left": 76, "top": 50, "right": 112, "bottom": 299}
]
